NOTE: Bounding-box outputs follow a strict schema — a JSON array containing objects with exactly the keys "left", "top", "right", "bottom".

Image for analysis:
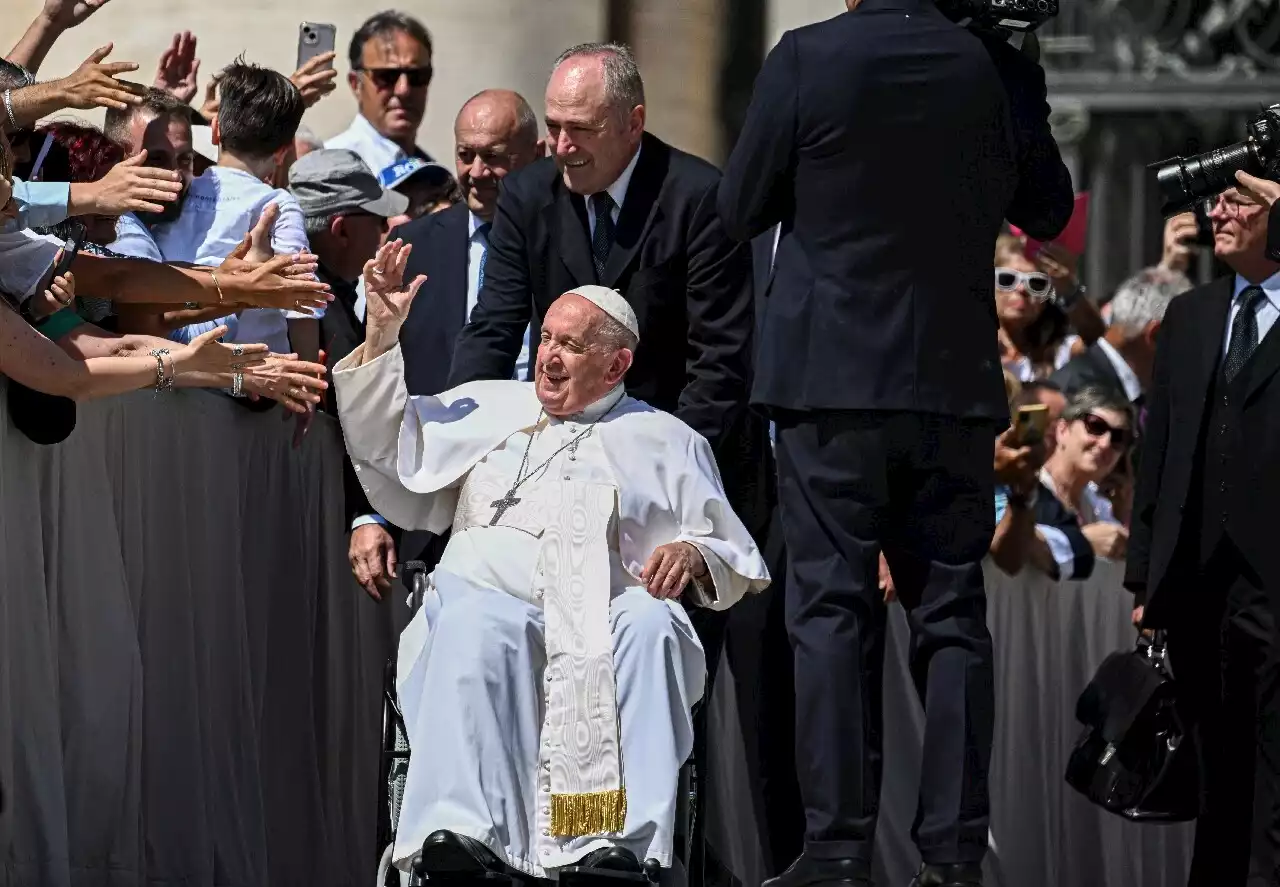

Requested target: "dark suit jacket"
[
  {"left": 1126, "top": 277, "right": 1280, "bottom": 623},
  {"left": 447, "top": 132, "right": 771, "bottom": 535},
  {"left": 448, "top": 130, "right": 754, "bottom": 451},
  {"left": 1050, "top": 343, "right": 1129, "bottom": 402},
  {"left": 717, "top": 0, "right": 1074, "bottom": 420},
  {"left": 318, "top": 267, "right": 379, "bottom": 528},
  {"left": 391, "top": 202, "right": 474, "bottom": 396}
]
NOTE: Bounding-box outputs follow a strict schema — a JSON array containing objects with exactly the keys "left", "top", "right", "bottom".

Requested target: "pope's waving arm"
[{"left": 332, "top": 239, "right": 452, "bottom": 533}]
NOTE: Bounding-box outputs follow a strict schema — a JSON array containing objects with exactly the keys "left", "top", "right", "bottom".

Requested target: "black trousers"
[
  {"left": 1167, "top": 538, "right": 1279, "bottom": 887},
  {"left": 774, "top": 409, "right": 996, "bottom": 866}
]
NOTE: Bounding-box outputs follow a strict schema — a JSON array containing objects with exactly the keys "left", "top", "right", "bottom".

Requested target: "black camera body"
[
  {"left": 1152, "top": 105, "right": 1280, "bottom": 217},
  {"left": 937, "top": 0, "right": 1059, "bottom": 32}
]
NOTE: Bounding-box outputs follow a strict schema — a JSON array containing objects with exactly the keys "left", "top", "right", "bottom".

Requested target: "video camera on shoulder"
[
  {"left": 1152, "top": 105, "right": 1280, "bottom": 217},
  {"left": 937, "top": 0, "right": 1059, "bottom": 33}
]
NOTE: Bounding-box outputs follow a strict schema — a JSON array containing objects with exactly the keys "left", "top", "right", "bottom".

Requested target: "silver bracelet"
[
  {"left": 2, "top": 89, "right": 16, "bottom": 131},
  {"left": 149, "top": 348, "right": 174, "bottom": 393},
  {"left": 231, "top": 372, "right": 245, "bottom": 397}
]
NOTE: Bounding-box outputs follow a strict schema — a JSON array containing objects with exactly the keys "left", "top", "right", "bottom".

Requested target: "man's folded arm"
[{"left": 447, "top": 189, "right": 533, "bottom": 386}]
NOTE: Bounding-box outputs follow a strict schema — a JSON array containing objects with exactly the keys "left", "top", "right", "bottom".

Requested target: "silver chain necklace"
[{"left": 488, "top": 399, "right": 620, "bottom": 525}]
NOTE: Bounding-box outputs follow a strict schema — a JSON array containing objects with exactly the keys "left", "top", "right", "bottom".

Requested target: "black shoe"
[
  {"left": 415, "top": 829, "right": 510, "bottom": 877},
  {"left": 908, "top": 863, "right": 983, "bottom": 887},
  {"left": 762, "top": 851, "right": 873, "bottom": 887},
  {"left": 578, "top": 846, "right": 643, "bottom": 874}
]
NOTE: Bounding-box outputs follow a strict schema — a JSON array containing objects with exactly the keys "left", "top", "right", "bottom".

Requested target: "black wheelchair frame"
[{"left": 375, "top": 561, "right": 706, "bottom": 887}]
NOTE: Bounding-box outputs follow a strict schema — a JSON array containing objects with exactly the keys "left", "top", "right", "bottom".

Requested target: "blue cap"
[{"left": 379, "top": 157, "right": 454, "bottom": 191}]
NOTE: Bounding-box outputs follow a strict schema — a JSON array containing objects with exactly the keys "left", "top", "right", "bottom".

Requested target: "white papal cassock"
[{"left": 332, "top": 343, "right": 770, "bottom": 878}]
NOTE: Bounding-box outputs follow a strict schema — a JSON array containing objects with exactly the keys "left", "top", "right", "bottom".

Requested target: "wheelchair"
[{"left": 375, "top": 561, "right": 706, "bottom": 887}]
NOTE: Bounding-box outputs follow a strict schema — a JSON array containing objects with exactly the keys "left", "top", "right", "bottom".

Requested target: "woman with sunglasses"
[
  {"left": 1039, "top": 387, "right": 1135, "bottom": 563},
  {"left": 993, "top": 233, "right": 1077, "bottom": 381}
]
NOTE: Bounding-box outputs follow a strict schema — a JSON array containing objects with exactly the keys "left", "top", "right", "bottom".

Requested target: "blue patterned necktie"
[
  {"left": 475, "top": 222, "right": 492, "bottom": 293},
  {"left": 591, "top": 191, "right": 616, "bottom": 281},
  {"left": 1224, "top": 285, "right": 1266, "bottom": 382}
]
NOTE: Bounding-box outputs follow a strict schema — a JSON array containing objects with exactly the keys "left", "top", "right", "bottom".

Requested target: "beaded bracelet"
[
  {"left": 231, "top": 372, "right": 245, "bottom": 397},
  {"left": 2, "top": 89, "right": 15, "bottom": 130}
]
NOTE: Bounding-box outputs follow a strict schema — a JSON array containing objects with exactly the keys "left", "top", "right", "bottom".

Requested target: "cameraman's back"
[{"left": 719, "top": 0, "right": 1072, "bottom": 421}]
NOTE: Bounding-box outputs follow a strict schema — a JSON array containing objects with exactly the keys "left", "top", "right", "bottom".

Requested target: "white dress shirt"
[
  {"left": 325, "top": 113, "right": 422, "bottom": 178},
  {"left": 1224, "top": 272, "right": 1280, "bottom": 356},
  {"left": 1094, "top": 337, "right": 1143, "bottom": 403},
  {"left": 585, "top": 146, "right": 641, "bottom": 241}
]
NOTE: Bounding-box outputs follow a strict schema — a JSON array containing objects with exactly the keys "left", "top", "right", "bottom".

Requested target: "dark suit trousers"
[
  {"left": 1167, "top": 539, "right": 1280, "bottom": 887},
  {"left": 774, "top": 410, "right": 996, "bottom": 866}
]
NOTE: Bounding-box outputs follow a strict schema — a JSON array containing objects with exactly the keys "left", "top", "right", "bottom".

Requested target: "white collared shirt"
[
  {"left": 325, "top": 113, "right": 422, "bottom": 178},
  {"left": 585, "top": 146, "right": 641, "bottom": 241},
  {"left": 1094, "top": 337, "right": 1143, "bottom": 403},
  {"left": 1224, "top": 272, "right": 1280, "bottom": 356},
  {"left": 466, "top": 210, "right": 532, "bottom": 382}
]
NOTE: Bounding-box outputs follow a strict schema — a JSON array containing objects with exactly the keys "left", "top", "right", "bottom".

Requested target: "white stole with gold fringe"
[{"left": 535, "top": 479, "right": 627, "bottom": 837}]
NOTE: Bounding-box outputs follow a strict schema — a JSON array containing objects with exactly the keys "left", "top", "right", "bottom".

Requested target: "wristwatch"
[
  {"left": 1056, "top": 281, "right": 1087, "bottom": 310},
  {"left": 1007, "top": 486, "right": 1039, "bottom": 508}
]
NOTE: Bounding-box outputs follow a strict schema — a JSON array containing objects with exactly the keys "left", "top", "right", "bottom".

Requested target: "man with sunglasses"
[
  {"left": 1127, "top": 176, "right": 1280, "bottom": 887},
  {"left": 326, "top": 11, "right": 434, "bottom": 176}
]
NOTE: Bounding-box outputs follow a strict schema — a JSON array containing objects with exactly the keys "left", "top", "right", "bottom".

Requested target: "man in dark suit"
[
  {"left": 446, "top": 43, "right": 765, "bottom": 535},
  {"left": 287, "top": 148, "right": 411, "bottom": 593},
  {"left": 1127, "top": 180, "right": 1280, "bottom": 887},
  {"left": 1051, "top": 266, "right": 1189, "bottom": 427},
  {"left": 717, "top": 3, "right": 1073, "bottom": 886},
  {"left": 347, "top": 89, "right": 543, "bottom": 597}
]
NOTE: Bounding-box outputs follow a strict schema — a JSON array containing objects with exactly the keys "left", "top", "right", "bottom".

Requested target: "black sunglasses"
[
  {"left": 360, "top": 65, "right": 433, "bottom": 90},
  {"left": 1079, "top": 413, "right": 1131, "bottom": 449}
]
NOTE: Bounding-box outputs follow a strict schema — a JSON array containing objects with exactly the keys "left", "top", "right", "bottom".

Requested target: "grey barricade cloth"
[
  {"left": 705, "top": 558, "right": 1193, "bottom": 887},
  {"left": 0, "top": 385, "right": 400, "bottom": 887}
]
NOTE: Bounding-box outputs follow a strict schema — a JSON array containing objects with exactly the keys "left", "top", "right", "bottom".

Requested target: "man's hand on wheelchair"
[
  {"left": 350, "top": 522, "right": 397, "bottom": 601},
  {"left": 641, "top": 541, "right": 707, "bottom": 600}
]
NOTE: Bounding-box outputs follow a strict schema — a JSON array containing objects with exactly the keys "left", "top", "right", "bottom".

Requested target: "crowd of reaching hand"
[{"left": 0, "top": 0, "right": 338, "bottom": 421}]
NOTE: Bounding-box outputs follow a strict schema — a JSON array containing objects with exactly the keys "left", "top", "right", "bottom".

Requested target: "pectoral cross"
[{"left": 489, "top": 491, "right": 521, "bottom": 525}]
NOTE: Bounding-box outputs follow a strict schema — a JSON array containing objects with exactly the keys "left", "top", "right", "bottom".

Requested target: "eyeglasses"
[
  {"left": 1079, "top": 413, "right": 1131, "bottom": 449},
  {"left": 995, "top": 267, "right": 1053, "bottom": 300},
  {"left": 359, "top": 65, "right": 433, "bottom": 90}
]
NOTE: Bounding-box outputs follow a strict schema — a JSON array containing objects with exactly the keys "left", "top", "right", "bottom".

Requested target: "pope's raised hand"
[{"left": 363, "top": 238, "right": 427, "bottom": 359}]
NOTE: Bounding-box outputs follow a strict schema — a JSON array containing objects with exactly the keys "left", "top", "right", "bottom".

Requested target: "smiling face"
[
  {"left": 544, "top": 55, "right": 643, "bottom": 197},
  {"left": 455, "top": 91, "right": 540, "bottom": 221},
  {"left": 535, "top": 294, "right": 634, "bottom": 416},
  {"left": 1056, "top": 406, "right": 1131, "bottom": 482}
]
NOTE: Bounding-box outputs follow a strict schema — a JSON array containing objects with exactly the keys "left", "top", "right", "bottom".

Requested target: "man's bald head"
[{"left": 453, "top": 88, "right": 543, "bottom": 221}]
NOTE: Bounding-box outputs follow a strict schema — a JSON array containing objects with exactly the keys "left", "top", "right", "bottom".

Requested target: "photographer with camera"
[
  {"left": 1127, "top": 153, "right": 1280, "bottom": 883},
  {"left": 717, "top": 1, "right": 1072, "bottom": 885}
]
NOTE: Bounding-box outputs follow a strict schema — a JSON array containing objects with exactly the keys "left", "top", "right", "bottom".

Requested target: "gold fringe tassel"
[{"left": 550, "top": 789, "right": 628, "bottom": 837}]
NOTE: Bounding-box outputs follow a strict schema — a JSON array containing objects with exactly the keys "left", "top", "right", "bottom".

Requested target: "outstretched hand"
[
  {"left": 153, "top": 31, "right": 201, "bottom": 104},
  {"left": 58, "top": 44, "right": 144, "bottom": 111},
  {"left": 362, "top": 239, "right": 427, "bottom": 357},
  {"left": 41, "top": 0, "right": 112, "bottom": 30}
]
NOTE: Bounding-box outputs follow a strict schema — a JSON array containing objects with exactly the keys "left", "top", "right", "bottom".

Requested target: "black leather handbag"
[{"left": 1064, "top": 633, "right": 1200, "bottom": 822}]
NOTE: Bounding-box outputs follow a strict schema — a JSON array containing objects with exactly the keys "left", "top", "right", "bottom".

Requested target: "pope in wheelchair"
[{"left": 335, "top": 243, "right": 769, "bottom": 882}]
